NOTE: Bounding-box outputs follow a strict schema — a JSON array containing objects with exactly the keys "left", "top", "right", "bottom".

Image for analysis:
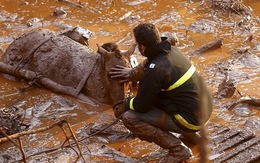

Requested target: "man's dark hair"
[{"left": 133, "top": 23, "right": 161, "bottom": 47}]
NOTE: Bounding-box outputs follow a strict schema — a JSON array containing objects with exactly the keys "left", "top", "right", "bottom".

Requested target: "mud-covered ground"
[{"left": 0, "top": 0, "right": 259, "bottom": 162}]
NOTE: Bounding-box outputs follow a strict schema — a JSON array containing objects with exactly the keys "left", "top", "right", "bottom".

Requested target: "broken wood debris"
[
  {"left": 208, "top": 125, "right": 259, "bottom": 163},
  {"left": 0, "top": 120, "right": 86, "bottom": 163},
  {"left": 228, "top": 96, "right": 260, "bottom": 110},
  {"left": 58, "top": 0, "right": 101, "bottom": 14},
  {"left": 212, "top": 130, "right": 255, "bottom": 155},
  {"left": 212, "top": 137, "right": 260, "bottom": 163},
  {"left": 209, "top": 128, "right": 241, "bottom": 147},
  {"left": 189, "top": 38, "right": 223, "bottom": 56},
  {"left": 210, "top": 0, "right": 252, "bottom": 17}
]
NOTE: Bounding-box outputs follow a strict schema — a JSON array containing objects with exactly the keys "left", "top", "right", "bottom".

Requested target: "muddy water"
[{"left": 0, "top": 0, "right": 259, "bottom": 162}]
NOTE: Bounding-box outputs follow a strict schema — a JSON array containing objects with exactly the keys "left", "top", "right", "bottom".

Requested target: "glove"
[{"left": 113, "top": 96, "right": 132, "bottom": 118}]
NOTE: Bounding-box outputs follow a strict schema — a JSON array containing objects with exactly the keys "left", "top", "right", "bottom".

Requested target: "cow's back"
[{"left": 4, "top": 29, "right": 99, "bottom": 94}]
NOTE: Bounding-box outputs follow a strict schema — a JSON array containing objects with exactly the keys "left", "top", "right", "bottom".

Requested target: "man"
[{"left": 110, "top": 23, "right": 212, "bottom": 162}]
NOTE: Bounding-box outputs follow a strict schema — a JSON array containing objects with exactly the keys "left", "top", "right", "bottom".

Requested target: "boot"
[
  {"left": 122, "top": 112, "right": 192, "bottom": 163},
  {"left": 158, "top": 145, "right": 192, "bottom": 163}
]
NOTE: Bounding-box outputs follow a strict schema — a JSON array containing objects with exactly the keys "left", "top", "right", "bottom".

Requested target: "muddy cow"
[{"left": 1, "top": 27, "right": 136, "bottom": 106}]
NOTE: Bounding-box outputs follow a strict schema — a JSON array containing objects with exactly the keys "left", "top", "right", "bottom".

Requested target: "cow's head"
[{"left": 97, "top": 43, "right": 136, "bottom": 106}]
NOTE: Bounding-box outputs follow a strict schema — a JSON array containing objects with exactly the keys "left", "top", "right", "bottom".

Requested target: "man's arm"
[{"left": 109, "top": 59, "right": 147, "bottom": 83}]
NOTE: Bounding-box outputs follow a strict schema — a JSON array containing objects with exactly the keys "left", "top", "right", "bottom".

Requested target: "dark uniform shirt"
[{"left": 127, "top": 38, "right": 212, "bottom": 127}]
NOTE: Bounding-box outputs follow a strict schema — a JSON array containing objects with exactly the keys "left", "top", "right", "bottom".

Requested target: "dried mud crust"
[{"left": 210, "top": 0, "right": 252, "bottom": 16}]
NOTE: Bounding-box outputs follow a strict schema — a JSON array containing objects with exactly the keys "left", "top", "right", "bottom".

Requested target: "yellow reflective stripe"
[
  {"left": 129, "top": 97, "right": 135, "bottom": 111},
  {"left": 161, "top": 65, "right": 196, "bottom": 91},
  {"left": 174, "top": 114, "right": 200, "bottom": 130}
]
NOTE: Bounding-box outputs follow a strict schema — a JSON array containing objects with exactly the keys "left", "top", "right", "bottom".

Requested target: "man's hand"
[
  {"left": 109, "top": 65, "right": 133, "bottom": 83},
  {"left": 110, "top": 59, "right": 146, "bottom": 83}
]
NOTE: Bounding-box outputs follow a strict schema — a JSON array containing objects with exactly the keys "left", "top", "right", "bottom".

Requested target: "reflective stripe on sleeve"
[
  {"left": 174, "top": 114, "right": 200, "bottom": 131},
  {"left": 161, "top": 65, "right": 196, "bottom": 91},
  {"left": 129, "top": 97, "right": 135, "bottom": 111}
]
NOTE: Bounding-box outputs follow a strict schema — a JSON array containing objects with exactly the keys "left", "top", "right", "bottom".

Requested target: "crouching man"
[{"left": 110, "top": 23, "right": 212, "bottom": 162}]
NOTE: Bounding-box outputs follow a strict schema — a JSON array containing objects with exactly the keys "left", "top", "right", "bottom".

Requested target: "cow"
[{"left": 1, "top": 27, "right": 136, "bottom": 107}]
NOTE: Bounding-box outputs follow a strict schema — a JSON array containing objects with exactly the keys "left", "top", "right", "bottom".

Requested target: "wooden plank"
[
  {"left": 212, "top": 131, "right": 255, "bottom": 154},
  {"left": 209, "top": 128, "right": 240, "bottom": 147},
  {"left": 212, "top": 137, "right": 260, "bottom": 163},
  {"left": 227, "top": 143, "right": 260, "bottom": 163}
]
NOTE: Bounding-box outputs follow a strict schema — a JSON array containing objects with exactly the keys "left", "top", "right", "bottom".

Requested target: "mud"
[{"left": 0, "top": 0, "right": 259, "bottom": 163}]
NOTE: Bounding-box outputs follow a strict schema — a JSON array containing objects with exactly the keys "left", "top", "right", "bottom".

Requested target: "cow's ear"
[
  {"left": 97, "top": 44, "right": 111, "bottom": 58},
  {"left": 122, "top": 44, "right": 136, "bottom": 60}
]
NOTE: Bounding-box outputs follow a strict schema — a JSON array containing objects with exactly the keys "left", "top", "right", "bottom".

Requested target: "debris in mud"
[
  {"left": 85, "top": 112, "right": 118, "bottom": 135},
  {"left": 228, "top": 96, "right": 260, "bottom": 110},
  {"left": 187, "top": 19, "right": 217, "bottom": 34},
  {"left": 0, "top": 11, "right": 18, "bottom": 22},
  {"left": 53, "top": 7, "right": 67, "bottom": 17},
  {"left": 244, "top": 118, "right": 260, "bottom": 131},
  {"left": 252, "top": 42, "right": 260, "bottom": 53},
  {"left": 124, "top": 15, "right": 141, "bottom": 23},
  {"left": 93, "top": 144, "right": 137, "bottom": 162},
  {"left": 0, "top": 120, "right": 86, "bottom": 162},
  {"left": 119, "top": 12, "right": 132, "bottom": 21},
  {"left": 25, "top": 17, "right": 42, "bottom": 27},
  {"left": 208, "top": 123, "right": 260, "bottom": 163},
  {"left": 0, "top": 106, "right": 23, "bottom": 137},
  {"left": 210, "top": 0, "right": 252, "bottom": 17},
  {"left": 20, "top": 1, "right": 29, "bottom": 6},
  {"left": 83, "top": 112, "right": 131, "bottom": 142},
  {"left": 189, "top": 38, "right": 223, "bottom": 56},
  {"left": 217, "top": 78, "right": 236, "bottom": 98},
  {"left": 206, "top": 46, "right": 260, "bottom": 97},
  {"left": 62, "top": 26, "right": 93, "bottom": 46},
  {"left": 58, "top": 0, "right": 101, "bottom": 14},
  {"left": 232, "top": 48, "right": 260, "bottom": 67},
  {"left": 162, "top": 32, "right": 179, "bottom": 46}
]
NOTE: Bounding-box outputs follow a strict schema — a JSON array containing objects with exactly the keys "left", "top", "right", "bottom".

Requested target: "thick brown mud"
[{"left": 0, "top": 0, "right": 259, "bottom": 162}]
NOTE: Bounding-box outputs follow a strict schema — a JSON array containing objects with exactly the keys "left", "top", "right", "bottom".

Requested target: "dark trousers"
[{"left": 125, "top": 108, "right": 198, "bottom": 139}]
